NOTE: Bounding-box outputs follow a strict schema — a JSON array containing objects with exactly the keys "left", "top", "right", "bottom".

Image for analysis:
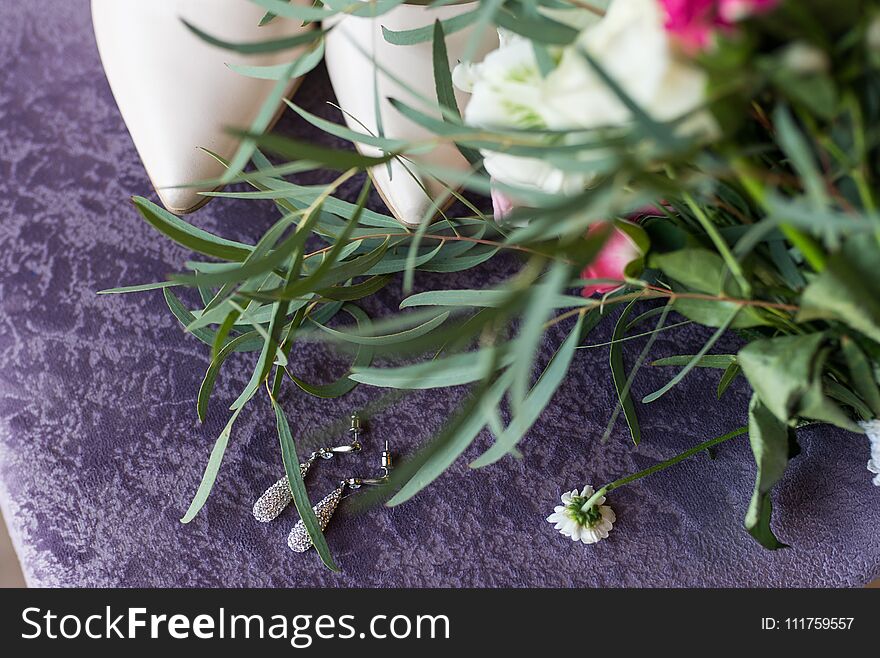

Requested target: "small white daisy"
[
  {"left": 860, "top": 420, "right": 880, "bottom": 487},
  {"left": 547, "top": 485, "right": 615, "bottom": 544}
]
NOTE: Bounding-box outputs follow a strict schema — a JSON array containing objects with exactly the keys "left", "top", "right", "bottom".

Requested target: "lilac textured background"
[{"left": 0, "top": 0, "right": 878, "bottom": 588}]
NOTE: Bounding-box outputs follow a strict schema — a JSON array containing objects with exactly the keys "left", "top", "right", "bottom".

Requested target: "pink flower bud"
[{"left": 580, "top": 222, "right": 644, "bottom": 298}]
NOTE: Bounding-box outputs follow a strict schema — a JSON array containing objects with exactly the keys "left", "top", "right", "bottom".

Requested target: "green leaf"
[
  {"left": 180, "top": 407, "right": 243, "bottom": 524},
  {"left": 229, "top": 300, "right": 289, "bottom": 410},
  {"left": 717, "top": 362, "right": 741, "bottom": 399},
  {"left": 744, "top": 395, "right": 796, "bottom": 549},
  {"left": 381, "top": 7, "right": 479, "bottom": 46},
  {"left": 650, "top": 249, "right": 733, "bottom": 294},
  {"left": 510, "top": 262, "right": 571, "bottom": 413},
  {"left": 212, "top": 308, "right": 241, "bottom": 363},
  {"left": 350, "top": 345, "right": 514, "bottom": 389},
  {"left": 651, "top": 354, "right": 736, "bottom": 369},
  {"left": 249, "top": 237, "right": 391, "bottom": 302},
  {"left": 400, "top": 289, "right": 594, "bottom": 310},
  {"left": 738, "top": 333, "right": 860, "bottom": 430},
  {"left": 416, "top": 246, "right": 499, "bottom": 272},
  {"left": 97, "top": 281, "right": 181, "bottom": 295},
  {"left": 252, "top": 0, "right": 329, "bottom": 24},
  {"left": 432, "top": 19, "right": 482, "bottom": 165},
  {"left": 460, "top": 0, "right": 504, "bottom": 63},
  {"left": 609, "top": 301, "right": 641, "bottom": 445},
  {"left": 494, "top": 5, "right": 579, "bottom": 45},
  {"left": 197, "top": 331, "right": 260, "bottom": 422},
  {"left": 388, "top": 370, "right": 514, "bottom": 506},
  {"left": 651, "top": 248, "right": 768, "bottom": 329},
  {"left": 471, "top": 313, "right": 585, "bottom": 468},
  {"left": 236, "top": 131, "right": 396, "bottom": 171},
  {"left": 228, "top": 39, "right": 325, "bottom": 79},
  {"left": 317, "top": 275, "right": 392, "bottom": 301},
  {"left": 400, "top": 289, "right": 513, "bottom": 309},
  {"left": 272, "top": 398, "right": 339, "bottom": 571},
  {"left": 133, "top": 197, "right": 252, "bottom": 261},
  {"left": 368, "top": 242, "right": 443, "bottom": 276},
  {"left": 182, "top": 19, "right": 322, "bottom": 54},
  {"left": 670, "top": 297, "right": 767, "bottom": 329},
  {"left": 287, "top": 305, "right": 374, "bottom": 398},
  {"left": 642, "top": 308, "right": 739, "bottom": 403},
  {"left": 170, "top": 215, "right": 304, "bottom": 288},
  {"left": 312, "top": 311, "right": 449, "bottom": 346},
  {"left": 164, "top": 288, "right": 217, "bottom": 347},
  {"left": 432, "top": 19, "right": 460, "bottom": 116},
  {"left": 284, "top": 100, "right": 408, "bottom": 151},
  {"left": 798, "top": 236, "right": 880, "bottom": 344},
  {"left": 840, "top": 335, "right": 880, "bottom": 417},
  {"left": 773, "top": 104, "right": 828, "bottom": 208}
]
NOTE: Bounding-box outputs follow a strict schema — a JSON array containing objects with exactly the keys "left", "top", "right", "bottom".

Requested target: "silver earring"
[
  {"left": 287, "top": 441, "right": 392, "bottom": 553},
  {"left": 252, "top": 414, "right": 363, "bottom": 523}
]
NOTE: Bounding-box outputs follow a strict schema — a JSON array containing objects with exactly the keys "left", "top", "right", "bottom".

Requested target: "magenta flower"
[{"left": 660, "top": 0, "right": 779, "bottom": 52}]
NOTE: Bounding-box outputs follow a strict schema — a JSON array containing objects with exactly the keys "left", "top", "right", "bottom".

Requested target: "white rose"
[
  {"left": 453, "top": 32, "right": 546, "bottom": 131},
  {"left": 454, "top": 0, "right": 714, "bottom": 198},
  {"left": 482, "top": 151, "right": 588, "bottom": 197},
  {"left": 540, "top": 0, "right": 714, "bottom": 136}
]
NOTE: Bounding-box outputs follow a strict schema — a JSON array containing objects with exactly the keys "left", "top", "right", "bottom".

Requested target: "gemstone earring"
[
  {"left": 287, "top": 441, "right": 393, "bottom": 553},
  {"left": 252, "top": 414, "right": 363, "bottom": 523}
]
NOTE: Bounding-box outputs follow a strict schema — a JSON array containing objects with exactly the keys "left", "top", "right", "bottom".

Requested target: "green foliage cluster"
[{"left": 105, "top": 0, "right": 880, "bottom": 565}]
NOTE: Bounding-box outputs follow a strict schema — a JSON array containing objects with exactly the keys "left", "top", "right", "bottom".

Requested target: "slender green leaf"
[
  {"left": 643, "top": 309, "right": 739, "bottom": 403},
  {"left": 717, "top": 362, "right": 741, "bottom": 399},
  {"left": 471, "top": 313, "right": 585, "bottom": 467},
  {"left": 388, "top": 370, "right": 514, "bottom": 505},
  {"left": 273, "top": 399, "right": 339, "bottom": 571},
  {"left": 609, "top": 301, "right": 642, "bottom": 444},
  {"left": 182, "top": 20, "right": 322, "bottom": 54},
  {"left": 651, "top": 354, "right": 737, "bottom": 369},
  {"left": 98, "top": 281, "right": 181, "bottom": 295},
  {"left": 180, "top": 407, "right": 243, "bottom": 523},
  {"left": 287, "top": 305, "right": 374, "bottom": 398},
  {"left": 133, "top": 197, "right": 252, "bottom": 261},
  {"left": 312, "top": 311, "right": 449, "bottom": 346},
  {"left": 350, "top": 345, "right": 514, "bottom": 389}
]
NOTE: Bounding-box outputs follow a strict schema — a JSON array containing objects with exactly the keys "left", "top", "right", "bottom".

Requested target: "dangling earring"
[
  {"left": 252, "top": 414, "right": 363, "bottom": 523},
  {"left": 287, "top": 441, "right": 392, "bottom": 553}
]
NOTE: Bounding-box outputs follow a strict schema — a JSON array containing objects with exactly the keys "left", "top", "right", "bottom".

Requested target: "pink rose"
[
  {"left": 580, "top": 222, "right": 644, "bottom": 298},
  {"left": 488, "top": 180, "right": 652, "bottom": 298},
  {"left": 660, "top": 0, "right": 779, "bottom": 53}
]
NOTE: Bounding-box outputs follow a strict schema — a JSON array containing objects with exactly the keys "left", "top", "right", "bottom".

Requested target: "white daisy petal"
[
  {"left": 858, "top": 420, "right": 880, "bottom": 487},
  {"left": 546, "top": 483, "right": 615, "bottom": 545}
]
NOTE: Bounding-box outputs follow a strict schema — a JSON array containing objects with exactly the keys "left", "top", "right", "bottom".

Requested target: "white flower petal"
[
  {"left": 547, "top": 483, "right": 615, "bottom": 544},
  {"left": 858, "top": 420, "right": 880, "bottom": 486}
]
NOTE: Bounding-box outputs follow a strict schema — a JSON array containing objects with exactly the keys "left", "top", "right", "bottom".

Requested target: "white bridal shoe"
[
  {"left": 324, "top": 3, "right": 498, "bottom": 226},
  {"left": 92, "top": 0, "right": 311, "bottom": 214}
]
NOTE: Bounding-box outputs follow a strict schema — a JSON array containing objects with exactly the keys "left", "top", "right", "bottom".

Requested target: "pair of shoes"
[{"left": 92, "top": 0, "right": 496, "bottom": 226}]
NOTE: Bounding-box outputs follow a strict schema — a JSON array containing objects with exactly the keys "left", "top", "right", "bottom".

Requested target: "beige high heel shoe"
[
  {"left": 324, "top": 3, "right": 497, "bottom": 227},
  {"left": 92, "top": 0, "right": 312, "bottom": 215}
]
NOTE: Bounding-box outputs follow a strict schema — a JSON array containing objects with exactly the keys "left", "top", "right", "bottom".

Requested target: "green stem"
[
  {"left": 731, "top": 158, "right": 827, "bottom": 273},
  {"left": 779, "top": 225, "right": 826, "bottom": 272},
  {"left": 683, "top": 192, "right": 751, "bottom": 296},
  {"left": 583, "top": 425, "right": 749, "bottom": 509}
]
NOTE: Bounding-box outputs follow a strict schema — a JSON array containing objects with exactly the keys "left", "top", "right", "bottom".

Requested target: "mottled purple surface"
[{"left": 0, "top": 1, "right": 878, "bottom": 588}]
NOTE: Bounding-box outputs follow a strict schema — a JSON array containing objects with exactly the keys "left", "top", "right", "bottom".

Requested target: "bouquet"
[{"left": 106, "top": 0, "right": 880, "bottom": 569}]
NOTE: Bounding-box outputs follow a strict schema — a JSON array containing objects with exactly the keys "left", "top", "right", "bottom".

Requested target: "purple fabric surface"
[{"left": 1, "top": 0, "right": 878, "bottom": 588}]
